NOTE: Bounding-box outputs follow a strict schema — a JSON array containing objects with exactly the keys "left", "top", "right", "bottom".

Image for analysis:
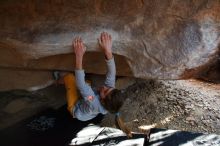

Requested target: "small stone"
[
  {"left": 190, "top": 121, "right": 196, "bottom": 126},
  {"left": 186, "top": 116, "right": 195, "bottom": 121},
  {"left": 185, "top": 105, "right": 192, "bottom": 109},
  {"left": 135, "top": 90, "right": 139, "bottom": 94}
]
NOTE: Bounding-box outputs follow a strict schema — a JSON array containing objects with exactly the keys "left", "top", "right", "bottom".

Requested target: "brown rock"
[
  {"left": 196, "top": 58, "right": 220, "bottom": 83},
  {"left": 3, "top": 98, "right": 30, "bottom": 114},
  {"left": 116, "top": 77, "right": 136, "bottom": 90},
  {"left": 0, "top": 68, "right": 54, "bottom": 91},
  {"left": 186, "top": 116, "right": 196, "bottom": 122},
  {"left": 0, "top": 0, "right": 219, "bottom": 90}
]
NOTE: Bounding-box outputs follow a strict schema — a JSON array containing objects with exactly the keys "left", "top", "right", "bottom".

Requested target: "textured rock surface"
[
  {"left": 0, "top": 68, "right": 54, "bottom": 91},
  {"left": 101, "top": 79, "right": 220, "bottom": 134},
  {"left": 0, "top": 0, "right": 219, "bottom": 81}
]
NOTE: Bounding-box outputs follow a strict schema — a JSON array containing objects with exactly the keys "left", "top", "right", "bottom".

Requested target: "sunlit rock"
[{"left": 0, "top": 0, "right": 219, "bottom": 90}]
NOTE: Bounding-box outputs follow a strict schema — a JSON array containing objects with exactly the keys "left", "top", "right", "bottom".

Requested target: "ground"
[{"left": 0, "top": 75, "right": 219, "bottom": 135}]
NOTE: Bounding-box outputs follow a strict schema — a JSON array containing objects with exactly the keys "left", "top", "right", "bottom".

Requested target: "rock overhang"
[{"left": 0, "top": 0, "right": 219, "bottom": 91}]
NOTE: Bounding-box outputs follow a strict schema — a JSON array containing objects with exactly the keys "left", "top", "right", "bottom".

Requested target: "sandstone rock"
[
  {"left": 115, "top": 77, "right": 136, "bottom": 90},
  {"left": 197, "top": 59, "right": 220, "bottom": 83},
  {"left": 0, "top": 0, "right": 220, "bottom": 90},
  {"left": 0, "top": 68, "right": 54, "bottom": 91},
  {"left": 3, "top": 98, "right": 30, "bottom": 114}
]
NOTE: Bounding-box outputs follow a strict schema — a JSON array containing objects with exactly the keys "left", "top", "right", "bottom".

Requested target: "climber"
[{"left": 54, "top": 32, "right": 132, "bottom": 137}]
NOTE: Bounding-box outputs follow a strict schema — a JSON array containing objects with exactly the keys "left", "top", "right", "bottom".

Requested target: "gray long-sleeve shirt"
[{"left": 73, "top": 57, "right": 116, "bottom": 121}]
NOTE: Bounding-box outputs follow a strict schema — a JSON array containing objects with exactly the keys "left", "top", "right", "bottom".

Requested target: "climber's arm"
[
  {"left": 73, "top": 37, "right": 95, "bottom": 100},
  {"left": 98, "top": 32, "right": 116, "bottom": 88},
  {"left": 104, "top": 56, "right": 116, "bottom": 88},
  {"left": 74, "top": 37, "right": 85, "bottom": 70}
]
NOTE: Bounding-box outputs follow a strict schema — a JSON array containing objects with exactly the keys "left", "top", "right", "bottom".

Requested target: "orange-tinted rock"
[{"left": 0, "top": 0, "right": 219, "bottom": 83}]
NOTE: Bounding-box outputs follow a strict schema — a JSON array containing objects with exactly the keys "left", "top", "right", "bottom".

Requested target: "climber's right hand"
[{"left": 73, "top": 37, "right": 86, "bottom": 58}]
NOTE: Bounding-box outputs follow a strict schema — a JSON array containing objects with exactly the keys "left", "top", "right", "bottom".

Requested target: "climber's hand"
[
  {"left": 73, "top": 37, "right": 86, "bottom": 58},
  {"left": 73, "top": 37, "right": 86, "bottom": 70},
  {"left": 98, "top": 32, "right": 113, "bottom": 60}
]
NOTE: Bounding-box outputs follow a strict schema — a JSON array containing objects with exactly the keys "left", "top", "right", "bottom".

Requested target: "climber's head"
[
  {"left": 100, "top": 88, "right": 123, "bottom": 113},
  {"left": 100, "top": 88, "right": 132, "bottom": 138}
]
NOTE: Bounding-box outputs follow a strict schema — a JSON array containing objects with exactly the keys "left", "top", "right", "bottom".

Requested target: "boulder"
[
  {"left": 0, "top": 68, "right": 54, "bottom": 91},
  {"left": 0, "top": 0, "right": 219, "bottom": 90}
]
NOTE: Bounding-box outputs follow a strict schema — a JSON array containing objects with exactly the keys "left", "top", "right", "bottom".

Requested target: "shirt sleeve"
[
  {"left": 104, "top": 57, "right": 116, "bottom": 88},
  {"left": 75, "top": 70, "right": 95, "bottom": 100}
]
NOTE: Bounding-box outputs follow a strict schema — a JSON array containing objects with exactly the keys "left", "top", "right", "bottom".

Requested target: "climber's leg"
[{"left": 63, "top": 73, "right": 79, "bottom": 115}]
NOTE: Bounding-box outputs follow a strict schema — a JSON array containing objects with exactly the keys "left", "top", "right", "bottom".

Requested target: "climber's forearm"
[{"left": 75, "top": 56, "right": 83, "bottom": 70}]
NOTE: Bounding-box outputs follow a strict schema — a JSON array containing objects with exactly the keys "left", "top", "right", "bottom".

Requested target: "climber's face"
[{"left": 99, "top": 86, "right": 113, "bottom": 100}]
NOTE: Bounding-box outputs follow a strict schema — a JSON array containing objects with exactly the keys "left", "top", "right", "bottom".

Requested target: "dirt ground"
[{"left": 0, "top": 76, "right": 219, "bottom": 135}]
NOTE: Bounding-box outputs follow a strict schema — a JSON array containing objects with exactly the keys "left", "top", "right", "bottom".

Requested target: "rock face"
[
  {"left": 0, "top": 0, "right": 219, "bottom": 90},
  {"left": 101, "top": 79, "right": 220, "bottom": 134},
  {"left": 0, "top": 68, "right": 54, "bottom": 91}
]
